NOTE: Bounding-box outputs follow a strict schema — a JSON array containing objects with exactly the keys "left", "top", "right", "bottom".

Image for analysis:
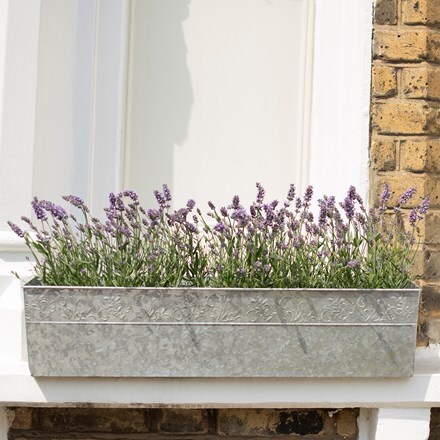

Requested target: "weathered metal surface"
[{"left": 23, "top": 287, "right": 420, "bottom": 377}]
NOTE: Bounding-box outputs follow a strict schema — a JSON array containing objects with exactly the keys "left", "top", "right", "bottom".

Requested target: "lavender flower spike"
[
  {"left": 31, "top": 197, "right": 47, "bottom": 220},
  {"left": 380, "top": 184, "right": 391, "bottom": 206},
  {"left": 303, "top": 185, "right": 313, "bottom": 206},
  {"left": 162, "top": 184, "right": 172, "bottom": 202},
  {"left": 62, "top": 195, "right": 85, "bottom": 208},
  {"left": 256, "top": 182, "right": 265, "bottom": 204},
  {"left": 399, "top": 188, "right": 416, "bottom": 205},
  {"left": 186, "top": 199, "right": 196, "bottom": 210},
  {"left": 41, "top": 201, "right": 68, "bottom": 221},
  {"left": 7, "top": 221, "right": 24, "bottom": 238},
  {"left": 419, "top": 196, "right": 430, "bottom": 215},
  {"left": 287, "top": 184, "right": 295, "bottom": 202},
  {"left": 122, "top": 190, "right": 139, "bottom": 201},
  {"left": 408, "top": 208, "right": 418, "bottom": 226},
  {"left": 154, "top": 190, "right": 167, "bottom": 209},
  {"left": 214, "top": 222, "right": 226, "bottom": 233}
]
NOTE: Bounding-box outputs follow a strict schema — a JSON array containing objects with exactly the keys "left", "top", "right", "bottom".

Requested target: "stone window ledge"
[{"left": 0, "top": 345, "right": 440, "bottom": 408}]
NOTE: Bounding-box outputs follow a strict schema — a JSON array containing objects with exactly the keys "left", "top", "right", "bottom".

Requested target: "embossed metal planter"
[{"left": 23, "top": 286, "right": 420, "bottom": 377}]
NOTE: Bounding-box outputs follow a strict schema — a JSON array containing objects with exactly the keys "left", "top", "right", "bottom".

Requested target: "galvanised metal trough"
[{"left": 23, "top": 286, "right": 420, "bottom": 377}]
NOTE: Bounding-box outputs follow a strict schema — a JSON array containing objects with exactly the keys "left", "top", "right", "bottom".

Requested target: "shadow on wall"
[{"left": 126, "top": 0, "right": 193, "bottom": 206}]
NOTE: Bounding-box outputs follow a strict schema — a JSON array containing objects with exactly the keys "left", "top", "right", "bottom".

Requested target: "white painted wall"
[
  {"left": 374, "top": 409, "right": 430, "bottom": 440},
  {"left": 0, "top": 0, "right": 9, "bottom": 138},
  {"left": 0, "top": 0, "right": 41, "bottom": 227}
]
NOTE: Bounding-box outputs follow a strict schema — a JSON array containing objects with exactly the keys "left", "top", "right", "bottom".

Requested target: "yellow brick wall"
[{"left": 371, "top": 0, "right": 440, "bottom": 344}]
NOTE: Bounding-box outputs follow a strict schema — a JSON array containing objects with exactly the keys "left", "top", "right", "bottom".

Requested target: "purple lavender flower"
[
  {"left": 118, "top": 226, "right": 132, "bottom": 237},
  {"left": 122, "top": 190, "right": 139, "bottom": 202},
  {"left": 369, "top": 208, "right": 379, "bottom": 223},
  {"left": 399, "top": 188, "right": 416, "bottom": 205},
  {"left": 154, "top": 190, "right": 167, "bottom": 209},
  {"left": 303, "top": 185, "right": 313, "bottom": 206},
  {"left": 162, "top": 184, "right": 172, "bottom": 202},
  {"left": 317, "top": 198, "right": 328, "bottom": 227},
  {"left": 419, "top": 196, "right": 430, "bottom": 215},
  {"left": 232, "top": 195, "right": 241, "bottom": 210},
  {"left": 169, "top": 208, "right": 189, "bottom": 223},
  {"left": 270, "top": 199, "right": 279, "bottom": 209},
  {"left": 41, "top": 201, "right": 68, "bottom": 221},
  {"left": 186, "top": 199, "right": 196, "bottom": 210},
  {"left": 108, "top": 192, "right": 117, "bottom": 207},
  {"left": 408, "top": 208, "right": 418, "bottom": 226},
  {"left": 208, "top": 201, "right": 216, "bottom": 210},
  {"left": 62, "top": 195, "right": 85, "bottom": 208},
  {"left": 31, "top": 197, "right": 47, "bottom": 220},
  {"left": 231, "top": 209, "right": 249, "bottom": 227},
  {"left": 347, "top": 186, "right": 357, "bottom": 201},
  {"left": 36, "top": 233, "right": 50, "bottom": 243},
  {"left": 256, "top": 182, "right": 265, "bottom": 204},
  {"left": 20, "top": 216, "right": 37, "bottom": 231},
  {"left": 185, "top": 222, "right": 197, "bottom": 233},
  {"left": 214, "top": 222, "right": 226, "bottom": 233},
  {"left": 340, "top": 197, "right": 355, "bottom": 220},
  {"left": 287, "top": 184, "right": 295, "bottom": 202},
  {"left": 7, "top": 221, "right": 24, "bottom": 238},
  {"left": 236, "top": 268, "right": 245, "bottom": 276},
  {"left": 147, "top": 209, "right": 160, "bottom": 220},
  {"left": 220, "top": 206, "right": 228, "bottom": 217},
  {"left": 355, "top": 213, "right": 366, "bottom": 225},
  {"left": 380, "top": 184, "right": 391, "bottom": 207},
  {"left": 347, "top": 259, "right": 360, "bottom": 268}
]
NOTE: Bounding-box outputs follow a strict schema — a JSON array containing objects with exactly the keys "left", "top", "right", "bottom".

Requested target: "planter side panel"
[{"left": 23, "top": 287, "right": 420, "bottom": 377}]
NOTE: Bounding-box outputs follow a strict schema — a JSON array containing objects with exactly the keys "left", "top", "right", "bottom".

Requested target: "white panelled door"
[{"left": 125, "top": 0, "right": 315, "bottom": 208}]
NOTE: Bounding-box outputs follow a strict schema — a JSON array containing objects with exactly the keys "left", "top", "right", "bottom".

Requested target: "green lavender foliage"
[{"left": 8, "top": 183, "right": 429, "bottom": 288}]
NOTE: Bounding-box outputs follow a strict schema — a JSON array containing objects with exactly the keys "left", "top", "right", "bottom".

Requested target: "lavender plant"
[{"left": 8, "top": 183, "right": 428, "bottom": 289}]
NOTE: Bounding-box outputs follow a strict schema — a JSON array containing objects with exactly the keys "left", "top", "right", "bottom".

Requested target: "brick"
[
  {"left": 424, "top": 317, "right": 440, "bottom": 342},
  {"left": 372, "top": 174, "right": 440, "bottom": 208},
  {"left": 370, "top": 137, "right": 397, "bottom": 171},
  {"left": 403, "top": 0, "right": 440, "bottom": 26},
  {"left": 428, "top": 29, "right": 440, "bottom": 62},
  {"left": 420, "top": 282, "right": 440, "bottom": 319},
  {"left": 411, "top": 248, "right": 426, "bottom": 279},
  {"left": 411, "top": 247, "right": 440, "bottom": 279},
  {"left": 372, "top": 100, "right": 440, "bottom": 135},
  {"left": 375, "top": 0, "right": 398, "bottom": 25},
  {"left": 401, "top": 67, "right": 440, "bottom": 100},
  {"left": 374, "top": 29, "right": 427, "bottom": 62},
  {"left": 157, "top": 409, "right": 208, "bottom": 434},
  {"left": 373, "top": 28, "right": 440, "bottom": 62},
  {"left": 336, "top": 409, "right": 358, "bottom": 437},
  {"left": 400, "top": 138, "right": 440, "bottom": 172},
  {"left": 425, "top": 246, "right": 440, "bottom": 278},
  {"left": 33, "top": 408, "right": 149, "bottom": 433},
  {"left": 372, "top": 65, "right": 397, "bottom": 97},
  {"left": 430, "top": 408, "right": 440, "bottom": 438},
  {"left": 217, "top": 409, "right": 324, "bottom": 436},
  {"left": 426, "top": 210, "right": 440, "bottom": 243},
  {"left": 7, "top": 408, "right": 33, "bottom": 430}
]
